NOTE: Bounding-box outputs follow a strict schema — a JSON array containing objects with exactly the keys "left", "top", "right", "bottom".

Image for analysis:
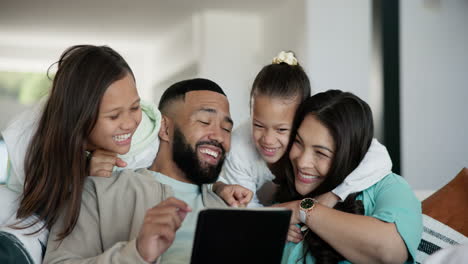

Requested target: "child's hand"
[
  {"left": 271, "top": 200, "right": 301, "bottom": 224},
  {"left": 89, "top": 149, "right": 127, "bottom": 177},
  {"left": 213, "top": 182, "right": 253, "bottom": 207},
  {"left": 286, "top": 224, "right": 303, "bottom": 243}
]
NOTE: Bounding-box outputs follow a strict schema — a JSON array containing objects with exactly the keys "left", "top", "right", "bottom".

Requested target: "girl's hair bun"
[{"left": 272, "top": 51, "right": 298, "bottom": 66}]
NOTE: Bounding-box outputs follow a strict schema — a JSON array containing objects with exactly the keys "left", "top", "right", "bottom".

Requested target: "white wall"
[
  {"left": 196, "top": 10, "right": 261, "bottom": 126},
  {"left": 305, "top": 1, "right": 371, "bottom": 99},
  {"left": 0, "top": 1, "right": 306, "bottom": 130},
  {"left": 304, "top": 1, "right": 384, "bottom": 139},
  {"left": 401, "top": 0, "right": 468, "bottom": 190}
]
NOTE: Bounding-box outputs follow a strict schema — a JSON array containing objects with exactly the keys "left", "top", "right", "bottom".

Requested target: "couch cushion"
[{"left": 422, "top": 168, "right": 468, "bottom": 236}]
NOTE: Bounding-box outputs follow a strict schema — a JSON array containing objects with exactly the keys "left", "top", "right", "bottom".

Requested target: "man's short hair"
[{"left": 158, "top": 78, "right": 226, "bottom": 114}]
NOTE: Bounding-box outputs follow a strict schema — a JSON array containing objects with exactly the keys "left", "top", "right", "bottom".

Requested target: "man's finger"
[{"left": 158, "top": 197, "right": 192, "bottom": 212}]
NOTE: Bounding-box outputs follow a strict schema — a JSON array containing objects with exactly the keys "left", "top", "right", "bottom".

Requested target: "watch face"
[{"left": 300, "top": 198, "right": 315, "bottom": 209}]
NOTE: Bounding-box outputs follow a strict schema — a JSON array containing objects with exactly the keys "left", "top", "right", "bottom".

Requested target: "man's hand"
[
  {"left": 89, "top": 149, "right": 127, "bottom": 177},
  {"left": 213, "top": 182, "right": 253, "bottom": 208},
  {"left": 136, "top": 197, "right": 192, "bottom": 263}
]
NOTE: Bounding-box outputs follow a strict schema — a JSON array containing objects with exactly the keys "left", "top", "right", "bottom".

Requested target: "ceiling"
[{"left": 0, "top": 0, "right": 284, "bottom": 41}]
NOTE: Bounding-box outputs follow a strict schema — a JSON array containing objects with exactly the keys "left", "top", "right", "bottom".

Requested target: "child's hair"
[
  {"left": 275, "top": 90, "right": 374, "bottom": 263},
  {"left": 15, "top": 45, "right": 134, "bottom": 240},
  {"left": 250, "top": 51, "right": 311, "bottom": 106}
]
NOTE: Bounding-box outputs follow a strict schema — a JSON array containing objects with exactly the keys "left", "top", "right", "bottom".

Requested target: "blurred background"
[{"left": 0, "top": 0, "right": 467, "bottom": 197}]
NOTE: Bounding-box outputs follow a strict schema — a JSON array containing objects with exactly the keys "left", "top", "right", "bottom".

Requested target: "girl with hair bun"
[{"left": 213, "top": 51, "right": 393, "bottom": 209}]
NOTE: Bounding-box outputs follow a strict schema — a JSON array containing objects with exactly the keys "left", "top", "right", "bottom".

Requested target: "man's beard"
[{"left": 172, "top": 126, "right": 225, "bottom": 185}]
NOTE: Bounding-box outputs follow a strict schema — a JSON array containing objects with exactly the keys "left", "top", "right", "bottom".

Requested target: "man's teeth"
[
  {"left": 200, "top": 148, "right": 218, "bottom": 158},
  {"left": 113, "top": 133, "right": 131, "bottom": 142}
]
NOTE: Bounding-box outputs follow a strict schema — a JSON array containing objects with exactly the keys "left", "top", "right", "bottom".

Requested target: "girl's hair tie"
[{"left": 272, "top": 51, "right": 298, "bottom": 66}]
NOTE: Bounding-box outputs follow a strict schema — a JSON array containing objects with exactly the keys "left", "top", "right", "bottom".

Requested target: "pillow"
[
  {"left": 422, "top": 167, "right": 468, "bottom": 236},
  {"left": 416, "top": 215, "right": 467, "bottom": 263}
]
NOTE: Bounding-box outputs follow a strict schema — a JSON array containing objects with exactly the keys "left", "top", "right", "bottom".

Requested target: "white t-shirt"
[{"left": 220, "top": 120, "right": 393, "bottom": 207}]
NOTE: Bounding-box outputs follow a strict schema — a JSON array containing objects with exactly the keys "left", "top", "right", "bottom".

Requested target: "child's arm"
[
  {"left": 332, "top": 139, "right": 392, "bottom": 201},
  {"left": 216, "top": 149, "right": 265, "bottom": 207}
]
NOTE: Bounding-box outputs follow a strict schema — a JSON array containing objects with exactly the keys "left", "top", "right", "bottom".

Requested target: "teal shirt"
[
  {"left": 281, "top": 173, "right": 422, "bottom": 264},
  {"left": 151, "top": 172, "right": 205, "bottom": 264}
]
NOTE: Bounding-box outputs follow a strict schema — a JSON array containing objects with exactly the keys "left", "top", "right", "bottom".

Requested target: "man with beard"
[{"left": 44, "top": 78, "right": 252, "bottom": 264}]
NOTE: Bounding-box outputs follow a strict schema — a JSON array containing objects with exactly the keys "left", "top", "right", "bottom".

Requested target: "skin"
[
  {"left": 212, "top": 183, "right": 253, "bottom": 208},
  {"left": 290, "top": 115, "right": 334, "bottom": 196},
  {"left": 86, "top": 72, "right": 142, "bottom": 177},
  {"left": 274, "top": 114, "right": 408, "bottom": 264},
  {"left": 154, "top": 90, "right": 234, "bottom": 183},
  {"left": 214, "top": 94, "right": 300, "bottom": 206},
  {"left": 138, "top": 90, "right": 240, "bottom": 262},
  {"left": 251, "top": 95, "right": 300, "bottom": 164}
]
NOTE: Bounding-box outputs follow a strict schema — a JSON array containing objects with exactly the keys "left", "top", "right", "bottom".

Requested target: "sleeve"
[
  {"left": 332, "top": 138, "right": 392, "bottom": 201},
  {"left": 219, "top": 150, "right": 264, "bottom": 208},
  {"left": 369, "top": 175, "right": 423, "bottom": 263},
  {"left": 2, "top": 109, "right": 38, "bottom": 193},
  {"left": 43, "top": 181, "right": 149, "bottom": 264}
]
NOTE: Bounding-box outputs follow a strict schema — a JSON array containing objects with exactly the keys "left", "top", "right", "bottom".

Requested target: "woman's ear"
[{"left": 158, "top": 115, "right": 171, "bottom": 142}]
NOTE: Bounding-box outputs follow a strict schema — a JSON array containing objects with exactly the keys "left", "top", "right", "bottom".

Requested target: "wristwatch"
[{"left": 299, "top": 198, "right": 318, "bottom": 223}]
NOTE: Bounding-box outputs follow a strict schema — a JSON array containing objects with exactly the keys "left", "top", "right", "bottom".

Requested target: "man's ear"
[{"left": 158, "top": 115, "right": 172, "bottom": 142}]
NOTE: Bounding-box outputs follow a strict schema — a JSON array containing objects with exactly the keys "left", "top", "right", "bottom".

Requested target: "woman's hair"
[
  {"left": 275, "top": 90, "right": 374, "bottom": 263},
  {"left": 15, "top": 45, "right": 134, "bottom": 240},
  {"left": 250, "top": 51, "right": 311, "bottom": 106}
]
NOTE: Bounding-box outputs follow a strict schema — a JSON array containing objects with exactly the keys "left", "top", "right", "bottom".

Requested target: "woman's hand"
[
  {"left": 213, "top": 182, "right": 253, "bottom": 207},
  {"left": 89, "top": 149, "right": 127, "bottom": 177},
  {"left": 272, "top": 200, "right": 301, "bottom": 224}
]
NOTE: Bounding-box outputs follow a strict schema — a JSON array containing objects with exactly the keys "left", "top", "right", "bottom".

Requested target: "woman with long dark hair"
[{"left": 275, "top": 90, "right": 422, "bottom": 264}]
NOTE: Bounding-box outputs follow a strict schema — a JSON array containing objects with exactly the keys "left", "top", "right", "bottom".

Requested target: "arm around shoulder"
[{"left": 333, "top": 138, "right": 393, "bottom": 200}]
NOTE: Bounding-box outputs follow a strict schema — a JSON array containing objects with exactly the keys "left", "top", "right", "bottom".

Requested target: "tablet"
[{"left": 190, "top": 207, "right": 292, "bottom": 264}]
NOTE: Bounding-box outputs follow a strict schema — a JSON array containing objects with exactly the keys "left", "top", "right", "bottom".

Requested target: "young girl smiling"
[
  {"left": 215, "top": 51, "right": 392, "bottom": 208},
  {"left": 0, "top": 45, "right": 161, "bottom": 263}
]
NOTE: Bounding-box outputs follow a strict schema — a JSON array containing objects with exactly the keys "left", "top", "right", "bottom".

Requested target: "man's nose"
[{"left": 208, "top": 125, "right": 224, "bottom": 143}]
